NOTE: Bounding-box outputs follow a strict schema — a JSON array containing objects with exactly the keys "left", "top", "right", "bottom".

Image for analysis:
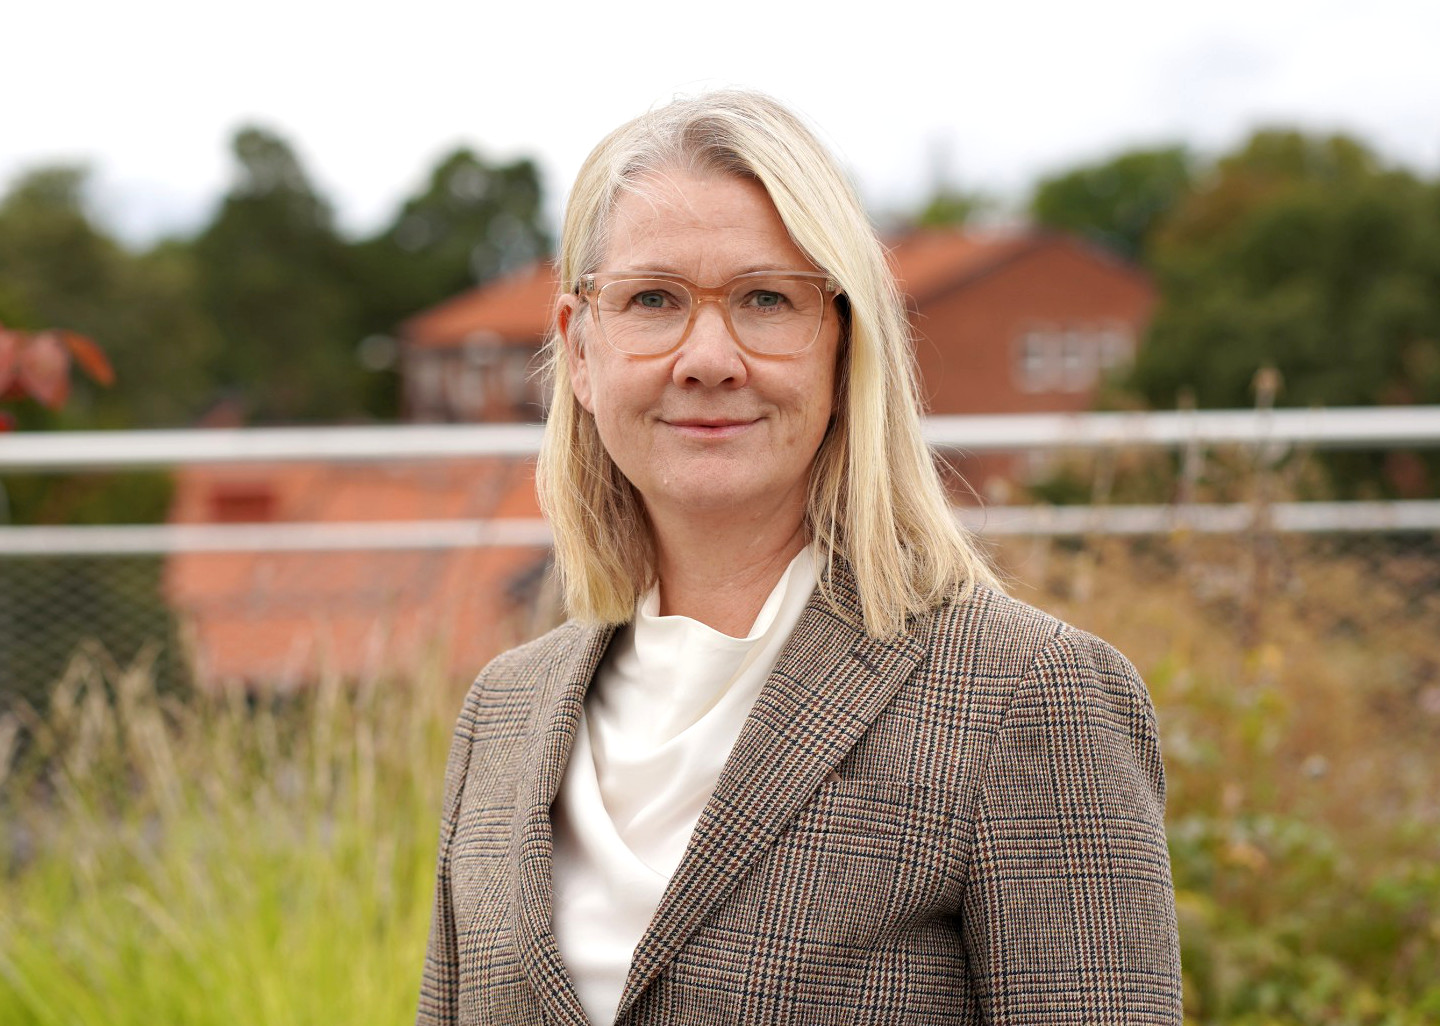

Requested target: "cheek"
[
  {"left": 784, "top": 365, "right": 837, "bottom": 448},
  {"left": 584, "top": 363, "right": 653, "bottom": 459},
  {"left": 809, "top": 358, "right": 839, "bottom": 426}
]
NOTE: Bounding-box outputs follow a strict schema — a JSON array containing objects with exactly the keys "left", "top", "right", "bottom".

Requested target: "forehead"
[{"left": 599, "top": 170, "right": 816, "bottom": 278}]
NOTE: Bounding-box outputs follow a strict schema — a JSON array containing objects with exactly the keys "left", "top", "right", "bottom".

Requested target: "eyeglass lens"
[{"left": 595, "top": 277, "right": 826, "bottom": 355}]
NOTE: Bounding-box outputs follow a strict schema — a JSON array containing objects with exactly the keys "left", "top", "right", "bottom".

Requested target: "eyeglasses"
[{"left": 575, "top": 270, "right": 841, "bottom": 357}]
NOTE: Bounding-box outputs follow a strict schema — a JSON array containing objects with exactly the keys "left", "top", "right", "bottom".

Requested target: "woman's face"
[{"left": 558, "top": 171, "right": 842, "bottom": 531}]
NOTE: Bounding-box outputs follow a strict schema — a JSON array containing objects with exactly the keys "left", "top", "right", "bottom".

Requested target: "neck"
[{"left": 649, "top": 509, "right": 809, "bottom": 638}]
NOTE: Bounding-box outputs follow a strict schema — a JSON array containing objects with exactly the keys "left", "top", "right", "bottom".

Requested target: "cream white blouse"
[{"left": 550, "top": 549, "right": 818, "bottom": 1026}]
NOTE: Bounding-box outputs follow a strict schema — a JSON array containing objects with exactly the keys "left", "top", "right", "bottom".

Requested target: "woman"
[{"left": 418, "top": 92, "right": 1181, "bottom": 1025}]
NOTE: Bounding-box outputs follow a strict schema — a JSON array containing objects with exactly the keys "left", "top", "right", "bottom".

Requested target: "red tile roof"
[
  {"left": 164, "top": 459, "right": 550, "bottom": 689},
  {"left": 401, "top": 261, "right": 559, "bottom": 350},
  {"left": 886, "top": 231, "right": 1041, "bottom": 305}
]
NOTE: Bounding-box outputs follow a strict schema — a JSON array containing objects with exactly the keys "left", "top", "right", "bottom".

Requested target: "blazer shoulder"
[
  {"left": 478, "top": 617, "right": 593, "bottom": 679},
  {"left": 949, "top": 587, "right": 1163, "bottom": 791},
  {"left": 953, "top": 592, "right": 1180, "bottom": 1014},
  {"left": 918, "top": 585, "right": 1154, "bottom": 744},
  {"left": 918, "top": 584, "right": 1066, "bottom": 682},
  {"left": 460, "top": 618, "right": 603, "bottom": 717},
  {"left": 932, "top": 584, "right": 1140, "bottom": 677}
]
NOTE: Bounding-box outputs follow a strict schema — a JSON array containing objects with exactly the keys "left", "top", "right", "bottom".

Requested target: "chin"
[{"left": 657, "top": 480, "right": 804, "bottom": 521}]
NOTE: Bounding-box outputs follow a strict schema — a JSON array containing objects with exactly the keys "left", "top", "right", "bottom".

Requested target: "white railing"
[
  {"left": 2, "top": 406, "right": 1439, "bottom": 471},
  {"left": 2, "top": 500, "right": 1439, "bottom": 556},
  {"left": 1, "top": 407, "right": 1437, "bottom": 550},
  {"left": 923, "top": 405, "right": 1440, "bottom": 452}
]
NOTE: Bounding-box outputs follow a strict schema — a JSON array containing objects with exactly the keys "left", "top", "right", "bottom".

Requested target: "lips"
[
  {"left": 667, "top": 418, "right": 755, "bottom": 428},
  {"left": 664, "top": 416, "right": 758, "bottom": 438}
]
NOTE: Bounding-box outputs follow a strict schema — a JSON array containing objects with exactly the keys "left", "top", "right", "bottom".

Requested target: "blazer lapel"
[
  {"left": 511, "top": 622, "right": 615, "bottom": 1026},
  {"left": 615, "top": 562, "right": 927, "bottom": 1016}
]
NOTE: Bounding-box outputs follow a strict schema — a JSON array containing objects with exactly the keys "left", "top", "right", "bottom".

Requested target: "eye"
[
  {"left": 629, "top": 288, "right": 684, "bottom": 311},
  {"left": 745, "top": 290, "right": 789, "bottom": 310}
]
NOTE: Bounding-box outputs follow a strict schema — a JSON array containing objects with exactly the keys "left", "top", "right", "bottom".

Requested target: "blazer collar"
[
  {"left": 511, "top": 620, "right": 615, "bottom": 1026},
  {"left": 615, "top": 558, "right": 926, "bottom": 1016},
  {"left": 510, "top": 560, "right": 927, "bottom": 1024}
]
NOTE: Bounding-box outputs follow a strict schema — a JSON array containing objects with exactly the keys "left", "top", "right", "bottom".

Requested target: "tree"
[
  {"left": 0, "top": 166, "right": 219, "bottom": 429},
  {"left": 346, "top": 148, "right": 550, "bottom": 418},
  {"left": 191, "top": 127, "right": 368, "bottom": 423},
  {"left": 355, "top": 150, "right": 547, "bottom": 314},
  {"left": 1127, "top": 131, "right": 1440, "bottom": 495},
  {"left": 912, "top": 187, "right": 987, "bottom": 229},
  {"left": 383, "top": 147, "right": 547, "bottom": 291},
  {"left": 1132, "top": 131, "right": 1440, "bottom": 412},
  {"left": 1031, "top": 146, "right": 1194, "bottom": 263}
]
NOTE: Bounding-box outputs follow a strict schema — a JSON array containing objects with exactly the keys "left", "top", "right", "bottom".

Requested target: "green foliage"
[
  {"left": 0, "top": 471, "right": 171, "bottom": 526},
  {"left": 191, "top": 127, "right": 369, "bottom": 424},
  {"left": 0, "top": 167, "right": 219, "bottom": 428},
  {"left": 367, "top": 147, "right": 547, "bottom": 304},
  {"left": 1131, "top": 131, "right": 1440, "bottom": 417},
  {"left": 0, "top": 168, "right": 118, "bottom": 326},
  {"left": 1031, "top": 146, "right": 1195, "bottom": 262},
  {"left": 913, "top": 187, "right": 987, "bottom": 229}
]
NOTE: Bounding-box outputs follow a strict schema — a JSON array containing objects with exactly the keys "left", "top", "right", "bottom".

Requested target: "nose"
[{"left": 672, "top": 298, "right": 748, "bottom": 388}]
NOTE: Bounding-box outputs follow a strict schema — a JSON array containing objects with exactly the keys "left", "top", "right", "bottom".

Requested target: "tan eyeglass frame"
[{"left": 575, "top": 270, "right": 841, "bottom": 358}]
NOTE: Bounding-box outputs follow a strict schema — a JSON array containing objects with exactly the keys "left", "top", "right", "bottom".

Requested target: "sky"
[{"left": 7, "top": 0, "right": 1440, "bottom": 245}]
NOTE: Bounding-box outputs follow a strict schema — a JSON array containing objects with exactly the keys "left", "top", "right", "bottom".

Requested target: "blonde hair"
[{"left": 537, "top": 90, "right": 997, "bottom": 637}]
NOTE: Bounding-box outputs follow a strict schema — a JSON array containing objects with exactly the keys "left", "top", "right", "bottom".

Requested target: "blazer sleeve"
[
  {"left": 959, "top": 625, "right": 1183, "bottom": 1023},
  {"left": 415, "top": 678, "right": 484, "bottom": 1026}
]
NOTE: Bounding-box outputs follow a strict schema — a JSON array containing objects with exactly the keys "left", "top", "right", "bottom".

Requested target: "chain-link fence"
[{"left": 0, "top": 553, "right": 188, "bottom": 712}]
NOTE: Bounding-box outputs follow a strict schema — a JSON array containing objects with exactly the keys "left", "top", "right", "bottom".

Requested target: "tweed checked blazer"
[{"left": 417, "top": 562, "right": 1182, "bottom": 1025}]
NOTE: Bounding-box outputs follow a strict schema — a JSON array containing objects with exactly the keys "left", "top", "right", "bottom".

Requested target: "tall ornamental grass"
[{"left": 0, "top": 640, "right": 463, "bottom": 1026}]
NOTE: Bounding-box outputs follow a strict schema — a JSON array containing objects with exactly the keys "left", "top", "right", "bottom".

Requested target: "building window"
[
  {"left": 502, "top": 351, "right": 537, "bottom": 415},
  {"left": 1097, "top": 325, "right": 1134, "bottom": 372},
  {"left": 1060, "top": 330, "right": 1094, "bottom": 392},
  {"left": 407, "top": 352, "right": 447, "bottom": 420},
  {"left": 449, "top": 345, "right": 496, "bottom": 420},
  {"left": 209, "top": 484, "right": 276, "bottom": 523},
  {"left": 1017, "top": 329, "right": 1057, "bottom": 392},
  {"left": 1015, "top": 324, "right": 1134, "bottom": 394}
]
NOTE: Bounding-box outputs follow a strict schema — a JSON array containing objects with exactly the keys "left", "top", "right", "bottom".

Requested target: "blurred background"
[{"left": 2, "top": 2, "right": 1438, "bottom": 1022}]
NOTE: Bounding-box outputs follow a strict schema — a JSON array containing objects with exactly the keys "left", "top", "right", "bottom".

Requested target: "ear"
[{"left": 557, "top": 294, "right": 594, "bottom": 414}]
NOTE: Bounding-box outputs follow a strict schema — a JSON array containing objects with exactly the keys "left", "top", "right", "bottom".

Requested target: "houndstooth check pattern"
[{"left": 417, "top": 562, "right": 1182, "bottom": 1024}]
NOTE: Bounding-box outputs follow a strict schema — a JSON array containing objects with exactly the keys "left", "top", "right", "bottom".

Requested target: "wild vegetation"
[
  {"left": 1007, "top": 534, "right": 1440, "bottom": 1022},
  {"left": 1, "top": 531, "right": 1436, "bottom": 1024},
  {"left": 3, "top": 119, "right": 1437, "bottom": 1024}
]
